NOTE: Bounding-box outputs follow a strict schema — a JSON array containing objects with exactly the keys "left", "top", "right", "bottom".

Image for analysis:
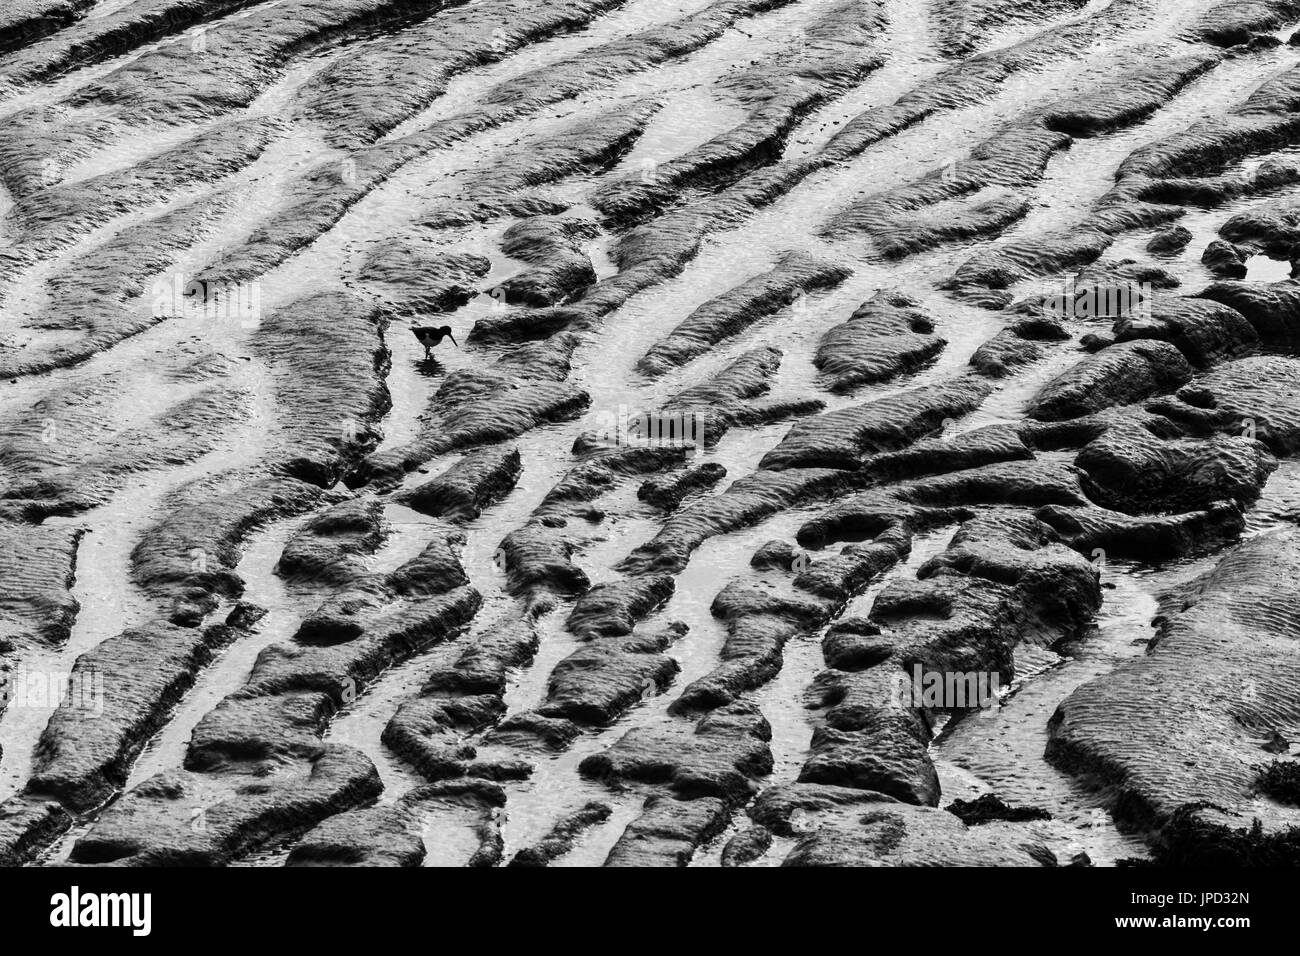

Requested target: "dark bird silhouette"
[{"left": 412, "top": 325, "right": 457, "bottom": 359}]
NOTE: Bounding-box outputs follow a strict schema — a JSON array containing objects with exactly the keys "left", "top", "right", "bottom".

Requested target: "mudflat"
[{"left": 1, "top": 0, "right": 1299, "bottom": 869}]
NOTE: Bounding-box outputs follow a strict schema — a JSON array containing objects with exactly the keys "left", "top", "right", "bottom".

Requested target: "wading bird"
[{"left": 411, "top": 325, "right": 457, "bottom": 359}]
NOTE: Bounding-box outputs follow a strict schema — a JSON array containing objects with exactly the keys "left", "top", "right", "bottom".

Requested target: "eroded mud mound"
[{"left": 2, "top": 0, "right": 1300, "bottom": 868}]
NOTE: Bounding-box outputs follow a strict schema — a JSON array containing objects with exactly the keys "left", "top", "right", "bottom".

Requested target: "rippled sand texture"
[{"left": 3, "top": 0, "right": 1300, "bottom": 867}]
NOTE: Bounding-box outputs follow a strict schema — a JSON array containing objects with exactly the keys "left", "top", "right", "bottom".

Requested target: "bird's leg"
[{"left": 423, "top": 344, "right": 431, "bottom": 360}]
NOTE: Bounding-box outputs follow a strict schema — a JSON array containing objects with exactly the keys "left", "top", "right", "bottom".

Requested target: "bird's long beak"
[{"left": 449, "top": 333, "right": 458, "bottom": 347}]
